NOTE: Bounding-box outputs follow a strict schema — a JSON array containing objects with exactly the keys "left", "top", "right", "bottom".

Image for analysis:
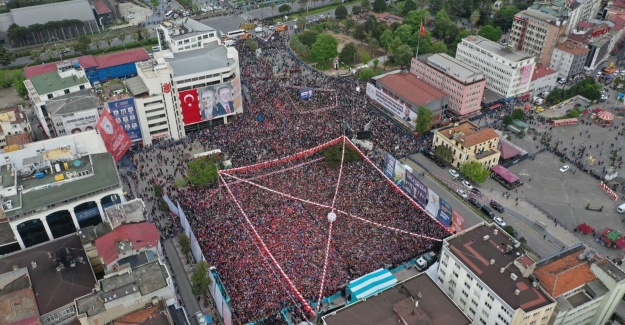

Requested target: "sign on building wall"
[
  {"left": 61, "top": 109, "right": 99, "bottom": 134},
  {"left": 105, "top": 98, "right": 143, "bottom": 142},
  {"left": 366, "top": 83, "right": 417, "bottom": 128},
  {"left": 179, "top": 76, "right": 243, "bottom": 126},
  {"left": 519, "top": 65, "right": 533, "bottom": 85},
  {"left": 96, "top": 108, "right": 132, "bottom": 161}
]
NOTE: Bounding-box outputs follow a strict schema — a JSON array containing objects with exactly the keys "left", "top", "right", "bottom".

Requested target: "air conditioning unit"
[
  {"left": 483, "top": 235, "right": 490, "bottom": 241},
  {"left": 510, "top": 273, "right": 517, "bottom": 281}
]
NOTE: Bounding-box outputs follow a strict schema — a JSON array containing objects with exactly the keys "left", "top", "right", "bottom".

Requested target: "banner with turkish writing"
[
  {"left": 96, "top": 108, "right": 132, "bottom": 161},
  {"left": 179, "top": 89, "right": 201, "bottom": 125}
]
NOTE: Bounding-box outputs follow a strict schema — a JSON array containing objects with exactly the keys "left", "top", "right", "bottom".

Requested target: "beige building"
[
  {"left": 509, "top": 9, "right": 568, "bottom": 67},
  {"left": 433, "top": 121, "right": 501, "bottom": 168}
]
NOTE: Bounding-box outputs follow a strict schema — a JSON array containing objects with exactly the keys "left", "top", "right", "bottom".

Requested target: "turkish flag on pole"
[
  {"left": 179, "top": 89, "right": 201, "bottom": 125},
  {"left": 420, "top": 22, "right": 426, "bottom": 37}
]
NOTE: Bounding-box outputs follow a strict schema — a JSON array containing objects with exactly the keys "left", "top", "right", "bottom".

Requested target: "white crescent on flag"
[{"left": 184, "top": 94, "right": 194, "bottom": 107}]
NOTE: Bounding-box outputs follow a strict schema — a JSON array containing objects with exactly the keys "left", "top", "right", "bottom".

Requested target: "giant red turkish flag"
[{"left": 179, "top": 89, "right": 201, "bottom": 125}]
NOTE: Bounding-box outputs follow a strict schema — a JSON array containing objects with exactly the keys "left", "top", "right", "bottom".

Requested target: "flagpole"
[{"left": 416, "top": 19, "right": 423, "bottom": 59}]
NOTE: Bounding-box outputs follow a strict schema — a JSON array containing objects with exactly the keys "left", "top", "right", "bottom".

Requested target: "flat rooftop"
[
  {"left": 0, "top": 235, "right": 96, "bottom": 315},
  {"left": 534, "top": 245, "right": 597, "bottom": 297},
  {"left": 5, "top": 153, "right": 120, "bottom": 219},
  {"left": 0, "top": 222, "right": 16, "bottom": 245},
  {"left": 446, "top": 224, "right": 553, "bottom": 311},
  {"left": 113, "top": 302, "right": 171, "bottom": 325},
  {"left": 462, "top": 35, "right": 533, "bottom": 63},
  {"left": 376, "top": 72, "right": 447, "bottom": 107},
  {"left": 418, "top": 53, "right": 484, "bottom": 82},
  {"left": 167, "top": 45, "right": 235, "bottom": 77},
  {"left": 322, "top": 274, "right": 470, "bottom": 325},
  {"left": 29, "top": 71, "right": 89, "bottom": 95},
  {"left": 45, "top": 89, "right": 102, "bottom": 116},
  {"left": 169, "top": 18, "right": 215, "bottom": 41},
  {"left": 106, "top": 199, "right": 146, "bottom": 229}
]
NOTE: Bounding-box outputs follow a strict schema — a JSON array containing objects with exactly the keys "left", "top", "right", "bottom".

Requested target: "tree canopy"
[
  {"left": 459, "top": 161, "right": 491, "bottom": 183},
  {"left": 393, "top": 44, "right": 413, "bottom": 68},
  {"left": 339, "top": 42, "right": 358, "bottom": 65},
  {"left": 401, "top": 0, "right": 417, "bottom": 16},
  {"left": 359, "top": 67, "right": 375, "bottom": 80},
  {"left": 298, "top": 30, "right": 319, "bottom": 47},
  {"left": 546, "top": 77, "right": 602, "bottom": 103},
  {"left": 478, "top": 25, "right": 502, "bottom": 42},
  {"left": 187, "top": 157, "right": 219, "bottom": 186},
  {"left": 373, "top": 0, "right": 386, "bottom": 12},
  {"left": 434, "top": 145, "right": 452, "bottom": 162},
  {"left": 415, "top": 106, "right": 433, "bottom": 134},
  {"left": 0, "top": 47, "right": 14, "bottom": 67},
  {"left": 279, "top": 4, "right": 291, "bottom": 13},
  {"left": 335, "top": 5, "right": 348, "bottom": 19},
  {"left": 191, "top": 260, "right": 212, "bottom": 297},
  {"left": 310, "top": 34, "right": 339, "bottom": 63}
]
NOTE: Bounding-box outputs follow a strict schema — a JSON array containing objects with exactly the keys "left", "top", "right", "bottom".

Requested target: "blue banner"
[
  {"left": 437, "top": 198, "right": 453, "bottom": 227},
  {"left": 107, "top": 98, "right": 143, "bottom": 142},
  {"left": 404, "top": 172, "right": 428, "bottom": 207},
  {"left": 299, "top": 88, "right": 314, "bottom": 100},
  {"left": 75, "top": 207, "right": 100, "bottom": 221},
  {"left": 383, "top": 153, "right": 396, "bottom": 179}
]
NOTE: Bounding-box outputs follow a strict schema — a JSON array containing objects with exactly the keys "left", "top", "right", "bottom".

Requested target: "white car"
[
  {"left": 269, "top": 25, "right": 275, "bottom": 30},
  {"left": 293, "top": 18, "right": 298, "bottom": 22},
  {"left": 449, "top": 169, "right": 459, "bottom": 178},
  {"left": 456, "top": 189, "right": 468, "bottom": 199},
  {"left": 254, "top": 26, "right": 263, "bottom": 32},
  {"left": 494, "top": 217, "right": 506, "bottom": 227},
  {"left": 559, "top": 165, "right": 570, "bottom": 173},
  {"left": 462, "top": 180, "right": 473, "bottom": 190},
  {"left": 127, "top": 14, "right": 135, "bottom": 19}
]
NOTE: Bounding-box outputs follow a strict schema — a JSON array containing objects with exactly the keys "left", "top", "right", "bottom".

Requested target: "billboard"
[
  {"left": 106, "top": 98, "right": 142, "bottom": 141},
  {"left": 393, "top": 161, "right": 406, "bottom": 187},
  {"left": 383, "top": 153, "right": 396, "bottom": 179},
  {"left": 436, "top": 197, "right": 452, "bottom": 227},
  {"left": 179, "top": 78, "right": 243, "bottom": 126},
  {"left": 404, "top": 172, "right": 428, "bottom": 207},
  {"left": 425, "top": 189, "right": 440, "bottom": 217},
  {"left": 366, "top": 83, "right": 417, "bottom": 128},
  {"left": 450, "top": 210, "right": 465, "bottom": 233},
  {"left": 519, "top": 65, "right": 533, "bottom": 85},
  {"left": 61, "top": 109, "right": 98, "bottom": 134},
  {"left": 591, "top": 27, "right": 610, "bottom": 37},
  {"left": 96, "top": 108, "right": 132, "bottom": 161},
  {"left": 300, "top": 88, "right": 314, "bottom": 100}
]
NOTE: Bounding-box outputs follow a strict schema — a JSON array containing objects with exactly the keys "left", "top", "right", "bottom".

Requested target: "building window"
[
  {"left": 79, "top": 85, "right": 85, "bottom": 90},
  {"left": 47, "top": 94, "right": 53, "bottom": 99},
  {"left": 64, "top": 89, "right": 70, "bottom": 94}
]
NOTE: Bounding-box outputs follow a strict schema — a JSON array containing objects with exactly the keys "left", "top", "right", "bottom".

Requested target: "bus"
[
  {"left": 194, "top": 149, "right": 222, "bottom": 159},
  {"left": 226, "top": 29, "right": 246, "bottom": 38}
]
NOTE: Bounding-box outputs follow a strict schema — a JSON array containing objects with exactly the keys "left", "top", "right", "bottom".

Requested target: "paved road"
[{"left": 163, "top": 239, "right": 203, "bottom": 325}]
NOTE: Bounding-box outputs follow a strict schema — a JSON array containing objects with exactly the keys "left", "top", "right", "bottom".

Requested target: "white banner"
[
  {"left": 62, "top": 109, "right": 99, "bottom": 134},
  {"left": 425, "top": 189, "right": 440, "bottom": 217},
  {"left": 366, "top": 83, "right": 417, "bottom": 127}
]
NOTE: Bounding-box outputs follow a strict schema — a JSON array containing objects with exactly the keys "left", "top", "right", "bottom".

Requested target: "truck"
[
  {"left": 602, "top": 62, "right": 616, "bottom": 75},
  {"left": 276, "top": 24, "right": 288, "bottom": 32},
  {"left": 415, "top": 251, "right": 437, "bottom": 271}
]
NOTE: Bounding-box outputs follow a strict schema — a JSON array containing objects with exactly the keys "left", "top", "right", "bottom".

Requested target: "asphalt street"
[{"left": 163, "top": 239, "right": 204, "bottom": 325}]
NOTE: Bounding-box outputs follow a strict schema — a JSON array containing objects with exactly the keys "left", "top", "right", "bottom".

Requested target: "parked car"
[
  {"left": 468, "top": 197, "right": 481, "bottom": 208},
  {"left": 481, "top": 206, "right": 495, "bottom": 219},
  {"left": 471, "top": 188, "right": 483, "bottom": 197},
  {"left": 449, "top": 169, "right": 459, "bottom": 178},
  {"left": 456, "top": 189, "right": 468, "bottom": 199},
  {"left": 559, "top": 165, "right": 570, "bottom": 173},
  {"left": 490, "top": 200, "right": 505, "bottom": 213},
  {"left": 494, "top": 217, "right": 506, "bottom": 227},
  {"left": 435, "top": 160, "right": 446, "bottom": 168},
  {"left": 127, "top": 14, "right": 135, "bottom": 19},
  {"left": 415, "top": 251, "right": 437, "bottom": 271},
  {"left": 269, "top": 25, "right": 275, "bottom": 30},
  {"left": 423, "top": 150, "right": 436, "bottom": 161},
  {"left": 462, "top": 179, "right": 473, "bottom": 190},
  {"left": 195, "top": 312, "right": 206, "bottom": 325}
]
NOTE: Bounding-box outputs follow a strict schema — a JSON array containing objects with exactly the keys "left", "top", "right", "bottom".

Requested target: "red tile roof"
[
  {"left": 531, "top": 65, "right": 558, "bottom": 81},
  {"left": 6, "top": 133, "right": 32, "bottom": 147},
  {"left": 0, "top": 286, "right": 39, "bottom": 325},
  {"left": 93, "top": 1, "right": 111, "bottom": 14},
  {"left": 95, "top": 222, "right": 160, "bottom": 265},
  {"left": 95, "top": 49, "right": 150, "bottom": 69},
  {"left": 577, "top": 21, "right": 594, "bottom": 28},
  {"left": 461, "top": 128, "right": 499, "bottom": 147},
  {"left": 24, "top": 56, "right": 97, "bottom": 79},
  {"left": 377, "top": 73, "right": 447, "bottom": 107},
  {"left": 534, "top": 252, "right": 596, "bottom": 297}
]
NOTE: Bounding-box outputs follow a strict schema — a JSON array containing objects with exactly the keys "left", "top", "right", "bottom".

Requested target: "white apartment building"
[
  {"left": 125, "top": 19, "right": 242, "bottom": 146},
  {"left": 0, "top": 105, "right": 33, "bottom": 149},
  {"left": 437, "top": 223, "right": 556, "bottom": 325},
  {"left": 533, "top": 245, "right": 625, "bottom": 325},
  {"left": 456, "top": 35, "right": 536, "bottom": 99},
  {"left": 549, "top": 39, "right": 591, "bottom": 80}
]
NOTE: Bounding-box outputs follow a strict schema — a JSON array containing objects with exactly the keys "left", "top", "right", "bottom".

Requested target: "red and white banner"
[
  {"left": 599, "top": 181, "right": 618, "bottom": 201},
  {"left": 519, "top": 64, "right": 533, "bottom": 85},
  {"left": 549, "top": 118, "right": 578, "bottom": 126},
  {"left": 179, "top": 89, "right": 201, "bottom": 125},
  {"left": 96, "top": 108, "right": 132, "bottom": 161}
]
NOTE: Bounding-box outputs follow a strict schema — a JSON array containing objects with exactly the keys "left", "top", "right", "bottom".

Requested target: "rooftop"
[
  {"left": 517, "top": 8, "right": 560, "bottom": 23},
  {"left": 95, "top": 222, "right": 159, "bottom": 265},
  {"left": 0, "top": 222, "right": 16, "bottom": 245},
  {"left": 29, "top": 71, "right": 89, "bottom": 96},
  {"left": 113, "top": 302, "right": 171, "bottom": 325},
  {"left": 531, "top": 65, "right": 558, "bottom": 81},
  {"left": 0, "top": 271, "right": 39, "bottom": 325},
  {"left": 0, "top": 235, "right": 96, "bottom": 315},
  {"left": 167, "top": 45, "right": 235, "bottom": 77},
  {"left": 462, "top": 35, "right": 533, "bottom": 62},
  {"left": 418, "top": 53, "right": 484, "bottom": 83},
  {"left": 45, "top": 89, "right": 102, "bottom": 116},
  {"left": 593, "top": 257, "right": 625, "bottom": 282},
  {"left": 377, "top": 72, "right": 447, "bottom": 106},
  {"left": 24, "top": 57, "right": 98, "bottom": 79},
  {"left": 10, "top": 0, "right": 96, "bottom": 30},
  {"left": 76, "top": 261, "right": 169, "bottom": 317},
  {"left": 95, "top": 49, "right": 149, "bottom": 70},
  {"left": 0, "top": 106, "right": 26, "bottom": 126},
  {"left": 534, "top": 245, "right": 597, "bottom": 297},
  {"left": 6, "top": 134, "right": 32, "bottom": 148},
  {"left": 436, "top": 121, "right": 499, "bottom": 147},
  {"left": 322, "top": 274, "right": 470, "bottom": 325},
  {"left": 555, "top": 40, "right": 591, "bottom": 55},
  {"left": 78, "top": 223, "right": 111, "bottom": 247},
  {"left": 93, "top": 1, "right": 111, "bottom": 14},
  {"left": 124, "top": 77, "right": 149, "bottom": 97},
  {"left": 446, "top": 223, "right": 553, "bottom": 311},
  {"left": 168, "top": 18, "right": 215, "bottom": 41},
  {"left": 106, "top": 199, "right": 146, "bottom": 229}
]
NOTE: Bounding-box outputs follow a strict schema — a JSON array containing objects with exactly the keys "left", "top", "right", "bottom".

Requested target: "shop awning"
[
  {"left": 577, "top": 223, "right": 594, "bottom": 234},
  {"left": 489, "top": 103, "right": 501, "bottom": 109},
  {"left": 616, "top": 237, "right": 625, "bottom": 249},
  {"left": 518, "top": 93, "right": 530, "bottom": 100},
  {"left": 599, "top": 228, "right": 613, "bottom": 236}
]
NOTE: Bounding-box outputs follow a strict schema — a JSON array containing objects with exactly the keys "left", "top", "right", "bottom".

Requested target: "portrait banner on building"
[
  {"left": 383, "top": 153, "right": 396, "bottom": 179},
  {"left": 519, "top": 65, "right": 533, "bottom": 85},
  {"left": 106, "top": 98, "right": 143, "bottom": 141},
  {"left": 366, "top": 83, "right": 417, "bottom": 128},
  {"left": 425, "top": 189, "right": 440, "bottom": 218},
  {"left": 393, "top": 161, "right": 406, "bottom": 187},
  {"left": 450, "top": 210, "right": 465, "bottom": 233},
  {"left": 96, "top": 108, "right": 132, "bottom": 161},
  {"left": 181, "top": 78, "right": 244, "bottom": 126},
  {"left": 436, "top": 197, "right": 453, "bottom": 227},
  {"left": 61, "top": 109, "right": 98, "bottom": 134},
  {"left": 404, "top": 172, "right": 428, "bottom": 207}
]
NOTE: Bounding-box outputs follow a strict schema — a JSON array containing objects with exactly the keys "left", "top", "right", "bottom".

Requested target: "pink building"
[{"left": 411, "top": 53, "right": 486, "bottom": 117}]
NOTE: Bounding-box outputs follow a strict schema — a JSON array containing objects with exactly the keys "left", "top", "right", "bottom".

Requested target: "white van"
[
  {"left": 618, "top": 203, "right": 625, "bottom": 213},
  {"left": 224, "top": 39, "right": 235, "bottom": 47},
  {"left": 165, "top": 10, "right": 174, "bottom": 18},
  {"left": 254, "top": 26, "right": 263, "bottom": 32}
]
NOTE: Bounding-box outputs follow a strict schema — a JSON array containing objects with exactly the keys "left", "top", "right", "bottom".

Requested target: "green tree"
[
  {"left": 401, "top": 0, "right": 417, "bottom": 15},
  {"left": 358, "top": 49, "right": 371, "bottom": 65},
  {"left": 503, "top": 115, "right": 514, "bottom": 126},
  {"left": 178, "top": 233, "right": 191, "bottom": 260},
  {"left": 137, "top": 27, "right": 149, "bottom": 43},
  {"left": 335, "top": 5, "right": 348, "bottom": 19},
  {"left": 352, "top": 5, "right": 361, "bottom": 15},
  {"left": 379, "top": 29, "right": 394, "bottom": 51},
  {"left": 511, "top": 108, "right": 525, "bottom": 120},
  {"left": 430, "top": 41, "right": 447, "bottom": 53},
  {"left": 339, "top": 42, "right": 357, "bottom": 65},
  {"left": 12, "top": 70, "right": 26, "bottom": 97},
  {"left": 104, "top": 35, "right": 115, "bottom": 46},
  {"left": 270, "top": 3, "right": 276, "bottom": 16},
  {"left": 310, "top": 33, "right": 338, "bottom": 63},
  {"left": 388, "top": 36, "right": 403, "bottom": 53},
  {"left": 393, "top": 44, "right": 413, "bottom": 68},
  {"left": 290, "top": 0, "right": 296, "bottom": 12},
  {"left": 433, "top": 10, "right": 452, "bottom": 40},
  {"left": 191, "top": 260, "right": 213, "bottom": 301},
  {"left": 459, "top": 161, "right": 491, "bottom": 183},
  {"left": 187, "top": 157, "right": 219, "bottom": 186},
  {"left": 297, "top": 19, "right": 306, "bottom": 31},
  {"left": 321, "top": 143, "right": 361, "bottom": 167},
  {"left": 403, "top": 10, "right": 428, "bottom": 30},
  {"left": 298, "top": 0, "right": 307, "bottom": 13},
  {"left": 193, "top": 3, "right": 199, "bottom": 12},
  {"left": 118, "top": 32, "right": 127, "bottom": 49},
  {"left": 359, "top": 67, "right": 374, "bottom": 80},
  {"left": 395, "top": 24, "right": 413, "bottom": 45},
  {"left": 361, "top": 0, "right": 371, "bottom": 11},
  {"left": 373, "top": 0, "right": 386, "bottom": 12},
  {"left": 434, "top": 145, "right": 452, "bottom": 162},
  {"left": 279, "top": 4, "right": 291, "bottom": 13},
  {"left": 290, "top": 36, "right": 310, "bottom": 58},
  {"left": 470, "top": 10, "right": 480, "bottom": 31},
  {"left": 478, "top": 25, "right": 502, "bottom": 42},
  {"left": 372, "top": 58, "right": 379, "bottom": 72},
  {"left": 416, "top": 106, "right": 433, "bottom": 133},
  {"left": 298, "top": 30, "right": 319, "bottom": 47},
  {"left": 245, "top": 37, "right": 259, "bottom": 51},
  {"left": 0, "top": 47, "right": 14, "bottom": 67}
]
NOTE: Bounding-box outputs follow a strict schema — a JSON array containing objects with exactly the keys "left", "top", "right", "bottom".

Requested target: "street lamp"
[{"left": 352, "top": 85, "right": 360, "bottom": 131}]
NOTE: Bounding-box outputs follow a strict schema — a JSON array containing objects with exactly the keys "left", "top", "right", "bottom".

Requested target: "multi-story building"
[
  {"left": 509, "top": 9, "right": 567, "bottom": 67},
  {"left": 44, "top": 89, "right": 103, "bottom": 138},
  {"left": 550, "top": 39, "right": 591, "bottom": 80},
  {"left": 437, "top": 223, "right": 556, "bottom": 325},
  {"left": 95, "top": 222, "right": 160, "bottom": 272},
  {"left": 456, "top": 35, "right": 535, "bottom": 99},
  {"left": 0, "top": 130, "right": 123, "bottom": 254},
  {"left": 125, "top": 19, "right": 242, "bottom": 145},
  {"left": 0, "top": 106, "right": 33, "bottom": 149},
  {"left": 410, "top": 53, "right": 486, "bottom": 117},
  {"left": 529, "top": 65, "right": 558, "bottom": 96},
  {"left": 432, "top": 121, "right": 501, "bottom": 168},
  {"left": 569, "top": 21, "right": 613, "bottom": 71},
  {"left": 580, "top": 0, "right": 602, "bottom": 20},
  {"left": 533, "top": 244, "right": 625, "bottom": 325}
]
